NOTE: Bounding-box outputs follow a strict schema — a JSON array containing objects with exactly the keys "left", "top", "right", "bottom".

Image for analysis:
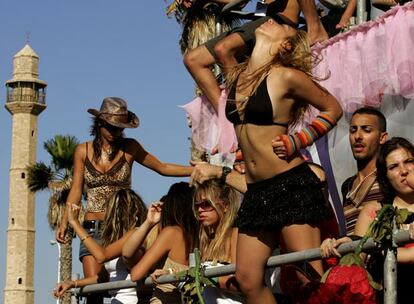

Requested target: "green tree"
[{"left": 27, "top": 135, "right": 81, "bottom": 304}]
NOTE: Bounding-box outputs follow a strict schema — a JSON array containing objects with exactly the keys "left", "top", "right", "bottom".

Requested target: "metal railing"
[{"left": 72, "top": 229, "right": 410, "bottom": 304}]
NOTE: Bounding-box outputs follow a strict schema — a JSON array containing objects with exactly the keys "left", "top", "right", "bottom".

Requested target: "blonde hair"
[
  {"left": 226, "top": 29, "right": 322, "bottom": 127},
  {"left": 194, "top": 180, "right": 241, "bottom": 263},
  {"left": 101, "top": 189, "right": 147, "bottom": 247}
]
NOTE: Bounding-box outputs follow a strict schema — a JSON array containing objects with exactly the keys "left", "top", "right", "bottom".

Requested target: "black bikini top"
[{"left": 225, "top": 76, "right": 289, "bottom": 127}]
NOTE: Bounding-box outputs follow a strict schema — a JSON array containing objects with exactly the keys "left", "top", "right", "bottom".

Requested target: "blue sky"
[{"left": 0, "top": 1, "right": 221, "bottom": 302}]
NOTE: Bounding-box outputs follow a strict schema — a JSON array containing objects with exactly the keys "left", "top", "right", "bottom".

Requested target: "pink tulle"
[
  {"left": 180, "top": 89, "right": 237, "bottom": 157},
  {"left": 218, "top": 88, "right": 238, "bottom": 155},
  {"left": 312, "top": 2, "right": 414, "bottom": 113}
]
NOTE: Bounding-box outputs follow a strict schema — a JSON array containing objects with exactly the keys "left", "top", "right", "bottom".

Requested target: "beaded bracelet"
[{"left": 80, "top": 235, "right": 91, "bottom": 242}]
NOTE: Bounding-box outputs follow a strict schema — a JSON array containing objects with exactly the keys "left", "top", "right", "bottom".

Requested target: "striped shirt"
[{"left": 341, "top": 175, "right": 383, "bottom": 235}]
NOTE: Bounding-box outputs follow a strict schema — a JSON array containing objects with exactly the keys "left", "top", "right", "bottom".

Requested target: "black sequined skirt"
[{"left": 234, "top": 162, "right": 330, "bottom": 233}]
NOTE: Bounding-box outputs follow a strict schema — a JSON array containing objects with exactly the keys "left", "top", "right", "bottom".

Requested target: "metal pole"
[
  {"left": 73, "top": 230, "right": 411, "bottom": 296},
  {"left": 356, "top": 0, "right": 367, "bottom": 24},
  {"left": 50, "top": 240, "right": 61, "bottom": 304},
  {"left": 383, "top": 220, "right": 398, "bottom": 304}
]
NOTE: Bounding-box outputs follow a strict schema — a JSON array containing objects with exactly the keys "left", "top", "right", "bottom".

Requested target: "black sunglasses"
[
  {"left": 194, "top": 200, "right": 214, "bottom": 211},
  {"left": 102, "top": 121, "right": 124, "bottom": 132}
]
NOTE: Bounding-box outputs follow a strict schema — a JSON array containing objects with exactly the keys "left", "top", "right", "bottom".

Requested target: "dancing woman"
[
  {"left": 55, "top": 97, "right": 193, "bottom": 302},
  {"left": 192, "top": 18, "right": 342, "bottom": 303}
]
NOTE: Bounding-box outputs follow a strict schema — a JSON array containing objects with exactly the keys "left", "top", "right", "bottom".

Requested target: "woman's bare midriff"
[
  {"left": 84, "top": 211, "right": 106, "bottom": 221},
  {"left": 236, "top": 124, "right": 304, "bottom": 183}
]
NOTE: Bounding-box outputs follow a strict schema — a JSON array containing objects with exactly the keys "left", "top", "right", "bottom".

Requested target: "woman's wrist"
[{"left": 69, "top": 280, "right": 78, "bottom": 288}]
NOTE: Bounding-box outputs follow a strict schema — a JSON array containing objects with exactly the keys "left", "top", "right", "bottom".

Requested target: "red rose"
[{"left": 324, "top": 265, "right": 376, "bottom": 304}]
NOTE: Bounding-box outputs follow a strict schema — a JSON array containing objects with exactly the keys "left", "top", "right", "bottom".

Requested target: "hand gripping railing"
[{"left": 72, "top": 229, "right": 410, "bottom": 304}]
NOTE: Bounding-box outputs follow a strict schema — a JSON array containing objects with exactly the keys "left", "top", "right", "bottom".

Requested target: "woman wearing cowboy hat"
[{"left": 55, "top": 97, "right": 193, "bottom": 304}]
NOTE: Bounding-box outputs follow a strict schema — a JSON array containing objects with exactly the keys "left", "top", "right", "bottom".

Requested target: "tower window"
[
  {"left": 18, "top": 278, "right": 22, "bottom": 284},
  {"left": 21, "top": 172, "right": 25, "bottom": 179},
  {"left": 11, "top": 218, "right": 14, "bottom": 224},
  {"left": 31, "top": 130, "right": 34, "bottom": 136}
]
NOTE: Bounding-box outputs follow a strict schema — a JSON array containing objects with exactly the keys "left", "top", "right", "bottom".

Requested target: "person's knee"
[
  {"left": 183, "top": 49, "right": 198, "bottom": 71},
  {"left": 214, "top": 39, "right": 233, "bottom": 65},
  {"left": 235, "top": 266, "right": 261, "bottom": 295},
  {"left": 183, "top": 46, "right": 214, "bottom": 72}
]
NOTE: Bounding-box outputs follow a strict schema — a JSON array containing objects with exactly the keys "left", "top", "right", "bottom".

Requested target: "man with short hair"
[{"left": 341, "top": 107, "right": 388, "bottom": 235}]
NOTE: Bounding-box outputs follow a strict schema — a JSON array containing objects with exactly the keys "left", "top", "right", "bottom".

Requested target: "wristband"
[
  {"left": 220, "top": 166, "right": 232, "bottom": 184},
  {"left": 281, "top": 113, "right": 337, "bottom": 156}
]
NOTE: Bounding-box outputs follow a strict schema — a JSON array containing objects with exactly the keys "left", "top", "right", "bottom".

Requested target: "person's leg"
[
  {"left": 297, "top": 0, "right": 329, "bottom": 44},
  {"left": 214, "top": 33, "right": 246, "bottom": 72},
  {"left": 183, "top": 45, "right": 222, "bottom": 112},
  {"left": 236, "top": 230, "right": 278, "bottom": 304},
  {"left": 281, "top": 223, "right": 323, "bottom": 275},
  {"left": 82, "top": 255, "right": 104, "bottom": 304}
]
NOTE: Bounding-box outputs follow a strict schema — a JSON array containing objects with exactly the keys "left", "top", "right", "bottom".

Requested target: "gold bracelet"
[{"left": 80, "top": 235, "right": 91, "bottom": 242}]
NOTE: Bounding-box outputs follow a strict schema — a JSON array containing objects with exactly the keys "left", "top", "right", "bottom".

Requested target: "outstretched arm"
[
  {"left": 127, "top": 139, "right": 193, "bottom": 177},
  {"left": 190, "top": 161, "right": 247, "bottom": 193},
  {"left": 53, "top": 268, "right": 108, "bottom": 299},
  {"left": 66, "top": 203, "right": 137, "bottom": 263}
]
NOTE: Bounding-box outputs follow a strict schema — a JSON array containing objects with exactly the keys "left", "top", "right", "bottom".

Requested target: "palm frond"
[
  {"left": 26, "top": 162, "right": 53, "bottom": 192},
  {"left": 44, "top": 135, "right": 79, "bottom": 172}
]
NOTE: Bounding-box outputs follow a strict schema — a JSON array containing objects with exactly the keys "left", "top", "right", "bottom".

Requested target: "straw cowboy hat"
[{"left": 87, "top": 97, "right": 139, "bottom": 128}]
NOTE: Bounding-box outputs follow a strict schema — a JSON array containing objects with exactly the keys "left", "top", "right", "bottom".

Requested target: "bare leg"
[
  {"left": 214, "top": 32, "right": 246, "bottom": 70},
  {"left": 297, "top": 0, "right": 329, "bottom": 45},
  {"left": 236, "top": 231, "right": 278, "bottom": 304},
  {"left": 281, "top": 223, "right": 323, "bottom": 275},
  {"left": 183, "top": 45, "right": 222, "bottom": 112},
  {"left": 280, "top": 0, "right": 301, "bottom": 25},
  {"left": 82, "top": 255, "right": 104, "bottom": 304}
]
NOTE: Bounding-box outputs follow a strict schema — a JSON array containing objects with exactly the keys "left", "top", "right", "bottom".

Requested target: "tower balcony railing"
[{"left": 6, "top": 90, "right": 46, "bottom": 104}]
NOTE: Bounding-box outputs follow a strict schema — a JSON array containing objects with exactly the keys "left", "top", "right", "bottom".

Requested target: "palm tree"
[{"left": 27, "top": 135, "right": 80, "bottom": 304}]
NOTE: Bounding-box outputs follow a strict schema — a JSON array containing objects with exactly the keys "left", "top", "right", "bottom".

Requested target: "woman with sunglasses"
[
  {"left": 193, "top": 179, "right": 246, "bottom": 302},
  {"left": 56, "top": 97, "right": 194, "bottom": 304}
]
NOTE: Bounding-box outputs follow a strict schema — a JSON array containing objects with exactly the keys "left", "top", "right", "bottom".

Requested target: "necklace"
[
  {"left": 346, "top": 169, "right": 377, "bottom": 199},
  {"left": 101, "top": 146, "right": 113, "bottom": 162}
]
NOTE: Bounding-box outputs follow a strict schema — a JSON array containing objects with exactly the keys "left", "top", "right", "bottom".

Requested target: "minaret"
[{"left": 4, "top": 44, "right": 47, "bottom": 304}]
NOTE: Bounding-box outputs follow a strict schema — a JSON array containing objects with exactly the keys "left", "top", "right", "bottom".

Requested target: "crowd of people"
[{"left": 51, "top": 0, "right": 413, "bottom": 303}]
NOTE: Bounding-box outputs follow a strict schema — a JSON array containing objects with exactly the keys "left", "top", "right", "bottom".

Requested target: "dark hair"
[
  {"left": 352, "top": 107, "right": 387, "bottom": 132},
  {"left": 161, "top": 182, "right": 199, "bottom": 256},
  {"left": 90, "top": 117, "right": 124, "bottom": 162},
  {"left": 377, "top": 137, "right": 414, "bottom": 205}
]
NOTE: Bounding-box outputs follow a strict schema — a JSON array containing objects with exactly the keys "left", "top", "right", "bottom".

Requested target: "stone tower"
[{"left": 4, "top": 44, "right": 47, "bottom": 304}]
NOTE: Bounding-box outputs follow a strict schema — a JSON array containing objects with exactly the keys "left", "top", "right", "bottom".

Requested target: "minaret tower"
[{"left": 4, "top": 44, "right": 47, "bottom": 304}]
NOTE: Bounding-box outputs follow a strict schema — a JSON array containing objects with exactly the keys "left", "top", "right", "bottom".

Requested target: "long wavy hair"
[
  {"left": 161, "top": 182, "right": 199, "bottom": 257},
  {"left": 377, "top": 137, "right": 414, "bottom": 205},
  {"left": 226, "top": 29, "right": 323, "bottom": 127},
  {"left": 90, "top": 117, "right": 124, "bottom": 162},
  {"left": 194, "top": 179, "right": 240, "bottom": 263},
  {"left": 101, "top": 189, "right": 147, "bottom": 247}
]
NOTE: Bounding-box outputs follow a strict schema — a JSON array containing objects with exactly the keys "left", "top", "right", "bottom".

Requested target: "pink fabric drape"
[
  {"left": 312, "top": 2, "right": 414, "bottom": 114},
  {"left": 180, "top": 89, "right": 237, "bottom": 162}
]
